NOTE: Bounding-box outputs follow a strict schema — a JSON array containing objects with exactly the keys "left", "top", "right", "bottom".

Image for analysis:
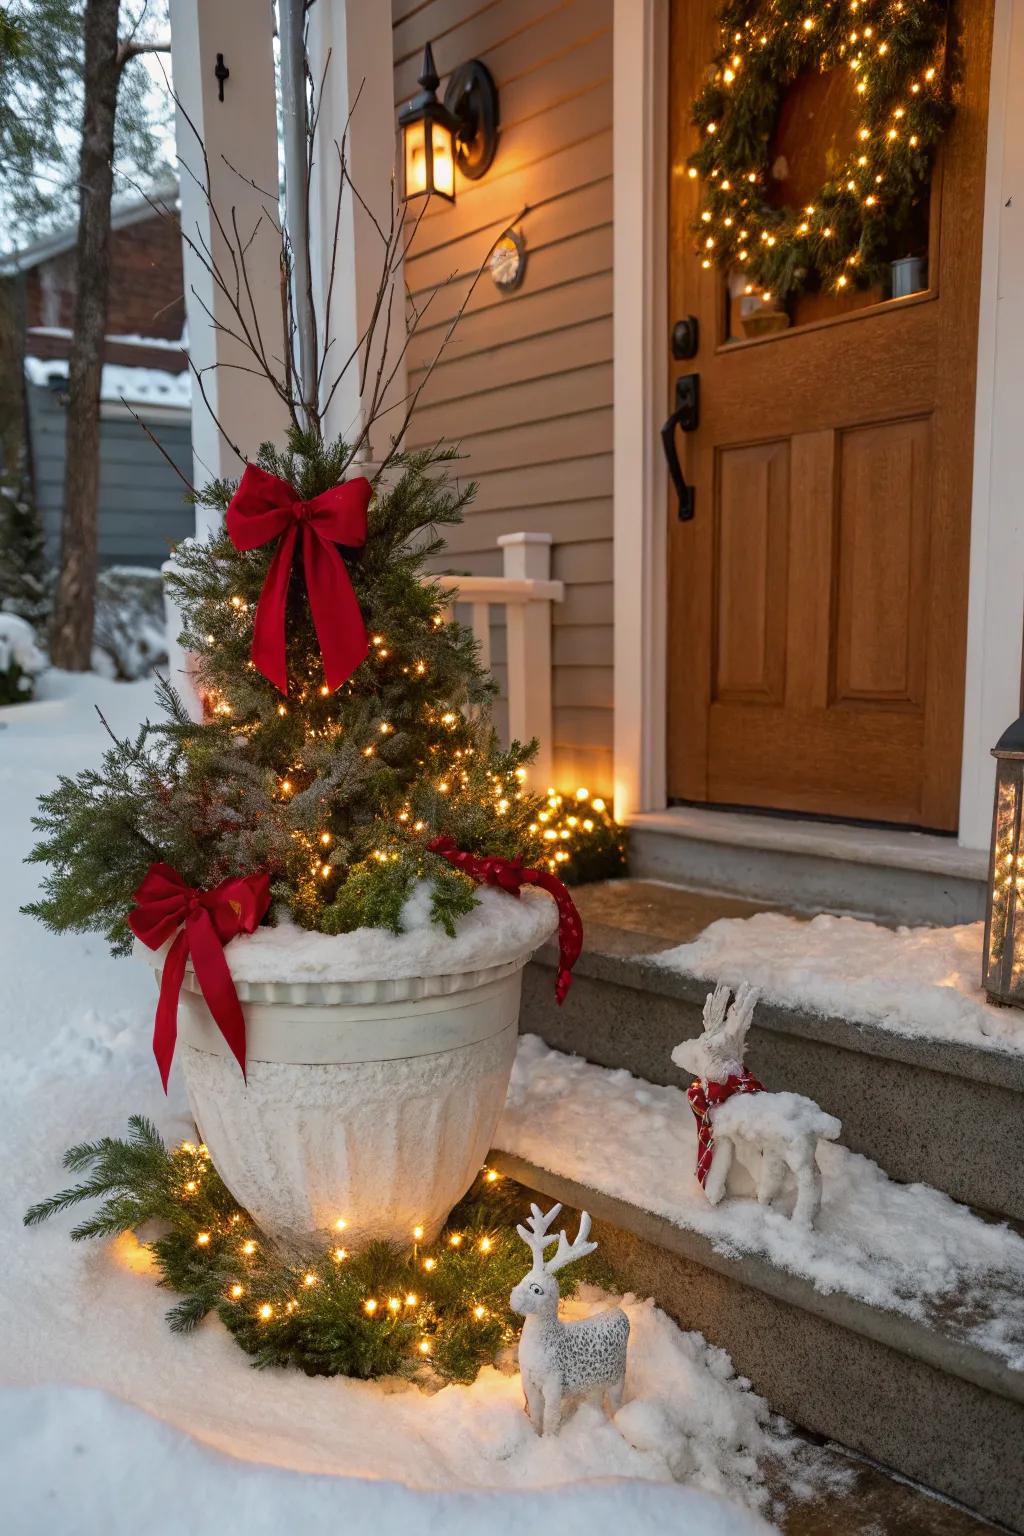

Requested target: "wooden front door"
[{"left": 666, "top": 3, "right": 993, "bottom": 830}]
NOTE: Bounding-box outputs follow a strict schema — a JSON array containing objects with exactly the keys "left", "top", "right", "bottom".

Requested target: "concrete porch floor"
[
  {"left": 767, "top": 1440, "right": 1003, "bottom": 1535},
  {"left": 566, "top": 876, "right": 798, "bottom": 956}
]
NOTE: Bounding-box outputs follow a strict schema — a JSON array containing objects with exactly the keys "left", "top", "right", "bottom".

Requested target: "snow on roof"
[
  {"left": 0, "top": 177, "right": 180, "bottom": 275},
  {"left": 24, "top": 356, "right": 191, "bottom": 411},
  {"left": 26, "top": 326, "right": 188, "bottom": 353}
]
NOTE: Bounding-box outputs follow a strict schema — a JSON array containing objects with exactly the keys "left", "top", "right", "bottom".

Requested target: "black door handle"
[{"left": 661, "top": 373, "right": 699, "bottom": 521}]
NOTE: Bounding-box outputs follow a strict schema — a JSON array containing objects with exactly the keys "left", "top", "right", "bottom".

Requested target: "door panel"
[
  {"left": 714, "top": 440, "right": 789, "bottom": 705},
  {"left": 667, "top": 1, "right": 993, "bottom": 830},
  {"left": 834, "top": 417, "right": 930, "bottom": 707}
]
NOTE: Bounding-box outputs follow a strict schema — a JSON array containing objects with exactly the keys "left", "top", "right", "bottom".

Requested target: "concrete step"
[
  {"left": 522, "top": 881, "right": 1024, "bottom": 1223},
  {"left": 628, "top": 807, "right": 988, "bottom": 926},
  {"left": 491, "top": 1149, "right": 1024, "bottom": 1534}
]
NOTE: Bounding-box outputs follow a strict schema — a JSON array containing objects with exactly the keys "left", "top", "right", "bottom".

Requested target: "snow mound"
[
  {"left": 2, "top": 1382, "right": 775, "bottom": 1536},
  {"left": 649, "top": 911, "right": 1022, "bottom": 1057},
  {"left": 215, "top": 883, "right": 558, "bottom": 984},
  {"left": 713, "top": 1090, "right": 840, "bottom": 1145},
  {"left": 0, "top": 613, "right": 46, "bottom": 694}
]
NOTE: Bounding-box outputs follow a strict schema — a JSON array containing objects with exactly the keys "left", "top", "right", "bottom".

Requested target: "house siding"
[
  {"left": 27, "top": 384, "right": 194, "bottom": 568},
  {"left": 393, "top": 0, "right": 614, "bottom": 793},
  {"left": 25, "top": 210, "right": 185, "bottom": 341}
]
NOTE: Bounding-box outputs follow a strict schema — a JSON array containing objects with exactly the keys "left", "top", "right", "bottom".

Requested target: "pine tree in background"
[
  {"left": 0, "top": 472, "right": 49, "bottom": 630},
  {"left": 25, "top": 431, "right": 546, "bottom": 952}
]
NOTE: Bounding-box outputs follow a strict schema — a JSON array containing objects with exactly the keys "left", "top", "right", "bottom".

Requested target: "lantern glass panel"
[
  {"left": 431, "top": 119, "right": 455, "bottom": 199},
  {"left": 404, "top": 119, "right": 428, "bottom": 198},
  {"left": 984, "top": 755, "right": 1024, "bottom": 1003},
  {"left": 982, "top": 768, "right": 1019, "bottom": 995}
]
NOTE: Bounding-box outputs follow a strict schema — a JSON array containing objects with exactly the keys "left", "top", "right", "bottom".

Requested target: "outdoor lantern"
[
  {"left": 983, "top": 711, "right": 1024, "bottom": 1005},
  {"left": 399, "top": 43, "right": 499, "bottom": 203}
]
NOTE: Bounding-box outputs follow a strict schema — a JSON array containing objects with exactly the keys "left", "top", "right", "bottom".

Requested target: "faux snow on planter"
[{"left": 139, "top": 884, "right": 556, "bottom": 1252}]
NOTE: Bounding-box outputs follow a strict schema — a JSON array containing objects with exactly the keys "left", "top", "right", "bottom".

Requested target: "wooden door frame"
[{"left": 612, "top": 0, "right": 1024, "bottom": 851}]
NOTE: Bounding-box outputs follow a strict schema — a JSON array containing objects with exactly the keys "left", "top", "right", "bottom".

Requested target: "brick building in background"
[{"left": 1, "top": 178, "right": 194, "bottom": 568}]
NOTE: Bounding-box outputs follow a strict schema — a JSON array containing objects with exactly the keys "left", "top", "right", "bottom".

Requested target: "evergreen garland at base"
[{"left": 25, "top": 1119, "right": 610, "bottom": 1383}]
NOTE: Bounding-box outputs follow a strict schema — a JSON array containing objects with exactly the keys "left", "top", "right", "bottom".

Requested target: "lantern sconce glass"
[
  {"left": 983, "top": 711, "right": 1024, "bottom": 1006},
  {"left": 399, "top": 42, "right": 499, "bottom": 203}
]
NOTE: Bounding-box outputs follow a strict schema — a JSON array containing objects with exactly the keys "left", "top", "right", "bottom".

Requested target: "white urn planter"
[{"left": 138, "top": 885, "right": 556, "bottom": 1253}]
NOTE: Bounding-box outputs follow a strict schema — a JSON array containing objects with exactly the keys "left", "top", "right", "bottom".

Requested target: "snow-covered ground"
[
  {"left": 650, "top": 908, "right": 1022, "bottom": 1057},
  {"left": 1, "top": 674, "right": 792, "bottom": 1536}
]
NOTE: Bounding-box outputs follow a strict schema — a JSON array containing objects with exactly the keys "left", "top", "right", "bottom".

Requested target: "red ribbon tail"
[
  {"left": 304, "top": 531, "right": 369, "bottom": 693},
  {"left": 154, "top": 929, "right": 189, "bottom": 1093},
  {"left": 250, "top": 523, "right": 299, "bottom": 695},
  {"left": 188, "top": 908, "right": 249, "bottom": 1081}
]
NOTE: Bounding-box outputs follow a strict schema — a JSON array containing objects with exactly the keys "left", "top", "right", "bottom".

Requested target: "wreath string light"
[{"left": 689, "top": 1, "right": 954, "bottom": 304}]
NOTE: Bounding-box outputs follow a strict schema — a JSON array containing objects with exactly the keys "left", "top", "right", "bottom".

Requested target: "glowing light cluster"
[{"left": 527, "top": 787, "right": 626, "bottom": 880}]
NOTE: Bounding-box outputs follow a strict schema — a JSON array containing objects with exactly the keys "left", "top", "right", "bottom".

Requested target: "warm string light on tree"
[
  {"left": 688, "top": 0, "right": 953, "bottom": 302},
  {"left": 24, "top": 1122, "right": 611, "bottom": 1383}
]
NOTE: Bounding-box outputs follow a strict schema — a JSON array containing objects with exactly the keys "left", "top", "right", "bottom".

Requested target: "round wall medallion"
[{"left": 488, "top": 229, "right": 526, "bottom": 292}]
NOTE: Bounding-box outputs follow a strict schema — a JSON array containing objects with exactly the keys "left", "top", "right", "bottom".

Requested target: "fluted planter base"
[{"left": 138, "top": 897, "right": 554, "bottom": 1252}]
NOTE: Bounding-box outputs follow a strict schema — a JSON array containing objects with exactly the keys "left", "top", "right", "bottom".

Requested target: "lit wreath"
[{"left": 688, "top": 1, "right": 954, "bottom": 303}]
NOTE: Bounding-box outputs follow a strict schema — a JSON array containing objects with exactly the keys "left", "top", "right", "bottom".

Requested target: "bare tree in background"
[{"left": 50, "top": 0, "right": 169, "bottom": 672}]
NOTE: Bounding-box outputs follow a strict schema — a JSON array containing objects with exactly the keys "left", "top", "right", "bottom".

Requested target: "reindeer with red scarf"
[{"left": 673, "top": 984, "right": 841, "bottom": 1227}]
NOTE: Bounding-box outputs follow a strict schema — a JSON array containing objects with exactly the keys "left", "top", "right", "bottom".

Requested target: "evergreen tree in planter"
[{"left": 22, "top": 67, "right": 579, "bottom": 1253}]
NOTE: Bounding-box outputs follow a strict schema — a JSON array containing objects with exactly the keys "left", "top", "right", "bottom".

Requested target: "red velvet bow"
[
  {"left": 687, "top": 1071, "right": 764, "bottom": 1188},
  {"left": 225, "top": 464, "right": 372, "bottom": 695},
  {"left": 128, "top": 863, "right": 270, "bottom": 1091},
  {"left": 428, "top": 836, "right": 583, "bottom": 1003}
]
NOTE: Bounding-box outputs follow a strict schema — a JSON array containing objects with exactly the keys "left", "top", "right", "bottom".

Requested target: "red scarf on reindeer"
[
  {"left": 428, "top": 836, "right": 583, "bottom": 1003},
  {"left": 687, "top": 1071, "right": 764, "bottom": 1188}
]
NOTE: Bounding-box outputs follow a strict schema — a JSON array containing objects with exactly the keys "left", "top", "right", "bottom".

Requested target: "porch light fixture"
[
  {"left": 399, "top": 42, "right": 499, "bottom": 203},
  {"left": 983, "top": 712, "right": 1024, "bottom": 1005}
]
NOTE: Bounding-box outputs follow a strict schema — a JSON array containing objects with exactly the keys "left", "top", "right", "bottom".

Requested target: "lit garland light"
[
  {"left": 687, "top": 1, "right": 953, "bottom": 303},
  {"left": 24, "top": 1122, "right": 612, "bottom": 1385},
  {"left": 530, "top": 788, "right": 627, "bottom": 883}
]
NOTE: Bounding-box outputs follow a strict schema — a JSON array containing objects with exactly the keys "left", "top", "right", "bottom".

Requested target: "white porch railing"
[{"left": 434, "top": 532, "right": 564, "bottom": 789}]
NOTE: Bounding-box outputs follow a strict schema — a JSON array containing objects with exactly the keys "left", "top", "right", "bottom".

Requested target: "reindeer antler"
[
  {"left": 728, "top": 982, "right": 759, "bottom": 1036},
  {"left": 516, "top": 1203, "right": 598, "bottom": 1274},
  {"left": 546, "top": 1210, "right": 597, "bottom": 1274},
  {"left": 702, "top": 983, "right": 732, "bottom": 1036},
  {"left": 516, "top": 1202, "right": 563, "bottom": 1268}
]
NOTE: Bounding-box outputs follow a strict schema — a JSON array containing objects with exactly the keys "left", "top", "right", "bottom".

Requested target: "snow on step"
[
  {"left": 497, "top": 1036, "right": 1024, "bottom": 1371},
  {"left": 647, "top": 911, "right": 1022, "bottom": 1057}
]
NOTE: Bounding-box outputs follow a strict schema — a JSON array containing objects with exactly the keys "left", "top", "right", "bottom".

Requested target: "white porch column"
[
  {"left": 305, "top": 0, "right": 407, "bottom": 454},
  {"left": 611, "top": 0, "right": 670, "bottom": 822},
  {"left": 958, "top": 0, "right": 1024, "bottom": 850},
  {"left": 169, "top": 0, "right": 288, "bottom": 519}
]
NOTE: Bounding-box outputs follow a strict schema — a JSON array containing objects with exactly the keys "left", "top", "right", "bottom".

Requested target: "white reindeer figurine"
[
  {"left": 672, "top": 984, "right": 841, "bottom": 1228},
  {"left": 510, "top": 1202, "right": 629, "bottom": 1435}
]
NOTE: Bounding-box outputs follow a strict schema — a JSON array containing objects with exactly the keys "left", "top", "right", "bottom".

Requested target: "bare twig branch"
[{"left": 119, "top": 398, "right": 196, "bottom": 494}]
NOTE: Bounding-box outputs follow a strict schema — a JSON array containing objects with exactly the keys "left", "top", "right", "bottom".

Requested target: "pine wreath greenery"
[
  {"left": 689, "top": 0, "right": 954, "bottom": 301},
  {"left": 24, "top": 1119, "right": 610, "bottom": 1382}
]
